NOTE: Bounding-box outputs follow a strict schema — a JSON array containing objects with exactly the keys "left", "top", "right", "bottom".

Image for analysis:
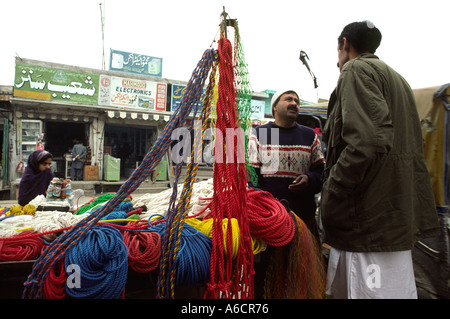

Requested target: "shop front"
[
  {"left": 15, "top": 110, "right": 96, "bottom": 179},
  {"left": 9, "top": 57, "right": 178, "bottom": 198},
  {"left": 7, "top": 57, "right": 270, "bottom": 199},
  {"left": 102, "top": 110, "right": 170, "bottom": 181}
]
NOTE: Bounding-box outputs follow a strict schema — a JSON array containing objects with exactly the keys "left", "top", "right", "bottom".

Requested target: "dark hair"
[{"left": 338, "top": 21, "right": 382, "bottom": 54}]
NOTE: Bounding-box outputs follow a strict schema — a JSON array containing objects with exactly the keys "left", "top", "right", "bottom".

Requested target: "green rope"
[
  {"left": 233, "top": 21, "right": 258, "bottom": 186},
  {"left": 73, "top": 193, "right": 116, "bottom": 215}
]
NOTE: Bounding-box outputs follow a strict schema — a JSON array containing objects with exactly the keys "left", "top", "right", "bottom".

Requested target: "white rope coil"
[{"left": 0, "top": 179, "right": 214, "bottom": 239}]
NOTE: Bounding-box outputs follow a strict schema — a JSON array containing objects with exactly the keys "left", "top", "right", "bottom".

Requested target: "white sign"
[{"left": 99, "top": 75, "right": 166, "bottom": 111}]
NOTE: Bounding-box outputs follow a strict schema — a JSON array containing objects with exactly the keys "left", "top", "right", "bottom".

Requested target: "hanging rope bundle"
[
  {"left": 22, "top": 48, "right": 217, "bottom": 299},
  {"left": 205, "top": 35, "right": 254, "bottom": 299},
  {"left": 64, "top": 225, "right": 128, "bottom": 299},
  {"left": 233, "top": 20, "right": 257, "bottom": 186},
  {"left": 157, "top": 51, "right": 219, "bottom": 299},
  {"left": 264, "top": 213, "right": 326, "bottom": 299}
]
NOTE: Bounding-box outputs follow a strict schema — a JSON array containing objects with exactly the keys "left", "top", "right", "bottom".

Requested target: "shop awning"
[
  {"left": 16, "top": 111, "right": 94, "bottom": 122},
  {"left": 298, "top": 102, "right": 328, "bottom": 117},
  {"left": 106, "top": 110, "right": 171, "bottom": 122}
]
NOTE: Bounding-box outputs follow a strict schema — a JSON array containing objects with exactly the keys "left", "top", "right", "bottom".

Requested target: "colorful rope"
[
  {"left": 22, "top": 48, "right": 217, "bottom": 299},
  {"left": 157, "top": 51, "right": 219, "bottom": 299},
  {"left": 233, "top": 20, "right": 257, "bottom": 186}
]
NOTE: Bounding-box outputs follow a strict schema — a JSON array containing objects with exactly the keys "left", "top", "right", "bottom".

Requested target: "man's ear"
[{"left": 342, "top": 37, "right": 349, "bottom": 51}]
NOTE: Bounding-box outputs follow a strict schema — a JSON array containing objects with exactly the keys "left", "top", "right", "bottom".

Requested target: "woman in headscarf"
[{"left": 18, "top": 150, "right": 55, "bottom": 206}]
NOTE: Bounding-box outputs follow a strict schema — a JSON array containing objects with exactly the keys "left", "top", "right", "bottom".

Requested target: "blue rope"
[
  {"left": 64, "top": 225, "right": 128, "bottom": 299},
  {"left": 100, "top": 201, "right": 133, "bottom": 225},
  {"left": 22, "top": 48, "right": 217, "bottom": 299},
  {"left": 149, "top": 219, "right": 211, "bottom": 288},
  {"left": 0, "top": 214, "right": 13, "bottom": 222},
  {"left": 157, "top": 51, "right": 219, "bottom": 299}
]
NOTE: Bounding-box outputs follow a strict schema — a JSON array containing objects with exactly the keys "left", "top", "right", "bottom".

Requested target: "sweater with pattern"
[{"left": 248, "top": 122, "right": 325, "bottom": 219}]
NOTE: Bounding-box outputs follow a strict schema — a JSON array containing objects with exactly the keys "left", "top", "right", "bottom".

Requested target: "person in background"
[
  {"left": 249, "top": 89, "right": 325, "bottom": 238},
  {"left": 321, "top": 21, "right": 440, "bottom": 299},
  {"left": 248, "top": 89, "right": 325, "bottom": 297},
  {"left": 71, "top": 138, "right": 87, "bottom": 181},
  {"left": 18, "top": 150, "right": 55, "bottom": 206}
]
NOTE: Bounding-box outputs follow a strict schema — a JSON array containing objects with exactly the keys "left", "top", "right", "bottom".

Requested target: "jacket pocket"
[{"left": 320, "top": 181, "right": 354, "bottom": 231}]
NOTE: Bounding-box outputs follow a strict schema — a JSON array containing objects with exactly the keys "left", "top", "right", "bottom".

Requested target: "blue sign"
[
  {"left": 250, "top": 99, "right": 265, "bottom": 119},
  {"left": 109, "top": 49, "right": 163, "bottom": 77},
  {"left": 171, "top": 84, "right": 266, "bottom": 119},
  {"left": 171, "top": 84, "right": 206, "bottom": 115}
]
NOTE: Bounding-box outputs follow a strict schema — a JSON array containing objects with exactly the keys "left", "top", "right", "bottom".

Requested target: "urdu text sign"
[{"left": 14, "top": 63, "right": 99, "bottom": 105}]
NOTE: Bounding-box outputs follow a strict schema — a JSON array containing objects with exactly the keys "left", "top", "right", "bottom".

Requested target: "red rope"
[
  {"left": 205, "top": 37, "right": 254, "bottom": 299},
  {"left": 0, "top": 231, "right": 45, "bottom": 262},
  {"left": 43, "top": 257, "right": 67, "bottom": 299},
  {"left": 122, "top": 229, "right": 161, "bottom": 274},
  {"left": 0, "top": 219, "right": 161, "bottom": 298},
  {"left": 246, "top": 188, "right": 295, "bottom": 246}
]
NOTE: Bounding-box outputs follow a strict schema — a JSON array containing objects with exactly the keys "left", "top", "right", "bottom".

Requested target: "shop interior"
[
  {"left": 44, "top": 121, "right": 88, "bottom": 179},
  {"left": 104, "top": 125, "right": 157, "bottom": 179}
]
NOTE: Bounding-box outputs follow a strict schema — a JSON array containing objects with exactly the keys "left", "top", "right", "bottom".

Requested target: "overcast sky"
[{"left": 2, "top": 0, "right": 449, "bottom": 103}]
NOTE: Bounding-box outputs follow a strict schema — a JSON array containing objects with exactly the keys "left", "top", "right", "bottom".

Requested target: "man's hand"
[{"left": 288, "top": 174, "right": 309, "bottom": 192}]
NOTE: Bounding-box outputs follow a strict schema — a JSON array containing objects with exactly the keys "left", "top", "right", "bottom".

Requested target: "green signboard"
[{"left": 14, "top": 63, "right": 99, "bottom": 105}]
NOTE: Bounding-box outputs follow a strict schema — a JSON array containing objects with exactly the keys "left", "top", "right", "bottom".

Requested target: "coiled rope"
[
  {"left": 0, "top": 230, "right": 44, "bottom": 261},
  {"left": 122, "top": 227, "right": 161, "bottom": 274},
  {"left": 150, "top": 217, "right": 212, "bottom": 288},
  {"left": 22, "top": 48, "right": 217, "bottom": 299},
  {"left": 246, "top": 188, "right": 295, "bottom": 246},
  {"left": 185, "top": 217, "right": 265, "bottom": 258},
  {"left": 64, "top": 225, "right": 128, "bottom": 299},
  {"left": 73, "top": 193, "right": 116, "bottom": 215}
]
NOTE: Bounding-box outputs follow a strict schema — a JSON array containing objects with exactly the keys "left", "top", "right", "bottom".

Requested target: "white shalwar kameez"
[{"left": 326, "top": 247, "right": 417, "bottom": 299}]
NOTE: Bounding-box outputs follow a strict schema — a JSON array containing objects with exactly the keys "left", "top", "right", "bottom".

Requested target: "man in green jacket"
[{"left": 321, "top": 21, "right": 440, "bottom": 298}]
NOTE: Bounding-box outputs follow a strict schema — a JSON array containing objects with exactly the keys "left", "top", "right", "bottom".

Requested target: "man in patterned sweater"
[{"left": 248, "top": 89, "right": 325, "bottom": 240}]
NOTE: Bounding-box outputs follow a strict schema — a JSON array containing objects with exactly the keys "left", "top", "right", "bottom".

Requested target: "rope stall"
[
  {"left": 20, "top": 48, "right": 217, "bottom": 299},
  {"left": 0, "top": 11, "right": 326, "bottom": 300}
]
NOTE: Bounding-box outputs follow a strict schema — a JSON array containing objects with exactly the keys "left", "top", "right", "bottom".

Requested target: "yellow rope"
[{"left": 185, "top": 217, "right": 264, "bottom": 257}]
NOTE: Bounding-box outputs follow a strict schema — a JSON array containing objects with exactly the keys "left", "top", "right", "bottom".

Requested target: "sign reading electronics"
[{"left": 99, "top": 75, "right": 167, "bottom": 111}]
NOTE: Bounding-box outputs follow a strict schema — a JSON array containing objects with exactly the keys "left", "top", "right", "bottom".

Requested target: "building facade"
[{"left": 2, "top": 57, "right": 270, "bottom": 199}]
